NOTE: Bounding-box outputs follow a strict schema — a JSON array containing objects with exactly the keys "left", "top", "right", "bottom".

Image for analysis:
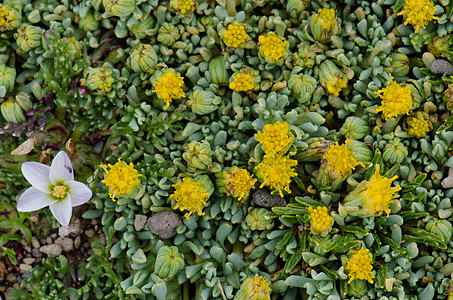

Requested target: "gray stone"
[
  {"left": 430, "top": 59, "right": 453, "bottom": 75},
  {"left": 54, "top": 237, "right": 74, "bottom": 252},
  {"left": 85, "top": 229, "right": 95, "bottom": 238},
  {"left": 6, "top": 273, "right": 16, "bottom": 283},
  {"left": 74, "top": 236, "right": 81, "bottom": 249},
  {"left": 19, "top": 264, "right": 32, "bottom": 274},
  {"left": 148, "top": 212, "right": 182, "bottom": 239},
  {"left": 31, "top": 237, "right": 40, "bottom": 249},
  {"left": 252, "top": 188, "right": 287, "bottom": 208},
  {"left": 23, "top": 258, "right": 35, "bottom": 265},
  {"left": 39, "top": 244, "right": 62, "bottom": 257},
  {"left": 31, "top": 248, "right": 42, "bottom": 258},
  {"left": 134, "top": 214, "right": 148, "bottom": 231}
]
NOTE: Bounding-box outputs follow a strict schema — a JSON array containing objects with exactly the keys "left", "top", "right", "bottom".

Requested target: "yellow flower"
[
  {"left": 258, "top": 32, "right": 289, "bottom": 62},
  {"left": 222, "top": 23, "right": 248, "bottom": 48},
  {"left": 406, "top": 111, "right": 432, "bottom": 138},
  {"left": 152, "top": 69, "right": 185, "bottom": 110},
  {"left": 170, "top": 0, "right": 196, "bottom": 15},
  {"left": 255, "top": 122, "right": 295, "bottom": 158},
  {"left": 255, "top": 155, "right": 297, "bottom": 197},
  {"left": 171, "top": 177, "right": 209, "bottom": 220},
  {"left": 322, "top": 139, "right": 364, "bottom": 179},
  {"left": 224, "top": 167, "right": 257, "bottom": 201},
  {"left": 229, "top": 73, "right": 255, "bottom": 92},
  {"left": 375, "top": 77, "right": 413, "bottom": 120},
  {"left": 233, "top": 275, "right": 271, "bottom": 300},
  {"left": 363, "top": 165, "right": 401, "bottom": 217},
  {"left": 307, "top": 206, "right": 334, "bottom": 236},
  {"left": 318, "top": 60, "right": 348, "bottom": 96},
  {"left": 101, "top": 159, "right": 142, "bottom": 201},
  {"left": 397, "top": 0, "right": 438, "bottom": 33},
  {"left": 346, "top": 247, "right": 374, "bottom": 284},
  {"left": 0, "top": 4, "right": 20, "bottom": 32}
]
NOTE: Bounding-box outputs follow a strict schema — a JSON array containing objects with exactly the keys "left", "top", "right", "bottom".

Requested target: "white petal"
[
  {"left": 66, "top": 180, "right": 92, "bottom": 207},
  {"left": 50, "top": 151, "right": 74, "bottom": 184},
  {"left": 17, "top": 187, "right": 57, "bottom": 212},
  {"left": 49, "top": 195, "right": 73, "bottom": 226},
  {"left": 21, "top": 162, "right": 51, "bottom": 193}
]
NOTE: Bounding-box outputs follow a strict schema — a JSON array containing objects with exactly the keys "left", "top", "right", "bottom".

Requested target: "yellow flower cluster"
[
  {"left": 255, "top": 155, "right": 297, "bottom": 197},
  {"left": 222, "top": 23, "right": 248, "bottom": 48},
  {"left": 397, "top": 0, "right": 438, "bottom": 33},
  {"left": 224, "top": 167, "right": 257, "bottom": 202},
  {"left": 406, "top": 112, "right": 431, "bottom": 138},
  {"left": 346, "top": 247, "right": 374, "bottom": 284},
  {"left": 172, "top": 0, "right": 196, "bottom": 15},
  {"left": 322, "top": 139, "right": 363, "bottom": 179},
  {"left": 307, "top": 206, "right": 333, "bottom": 236},
  {"left": 363, "top": 165, "right": 401, "bottom": 217},
  {"left": 258, "top": 32, "right": 288, "bottom": 61},
  {"left": 317, "top": 8, "right": 337, "bottom": 29},
  {"left": 171, "top": 177, "right": 209, "bottom": 220},
  {"left": 234, "top": 275, "right": 272, "bottom": 300},
  {"left": 101, "top": 159, "right": 142, "bottom": 201},
  {"left": 229, "top": 72, "right": 255, "bottom": 92},
  {"left": 153, "top": 70, "right": 185, "bottom": 110},
  {"left": 255, "top": 122, "right": 295, "bottom": 158},
  {"left": 0, "top": 4, "right": 19, "bottom": 32},
  {"left": 375, "top": 77, "right": 413, "bottom": 120}
]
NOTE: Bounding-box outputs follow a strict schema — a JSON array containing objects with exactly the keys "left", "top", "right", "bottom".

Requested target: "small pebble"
[
  {"left": 430, "top": 59, "right": 453, "bottom": 75},
  {"left": 98, "top": 234, "right": 106, "bottom": 245},
  {"left": 6, "top": 273, "right": 16, "bottom": 283},
  {"left": 31, "top": 237, "right": 40, "bottom": 249},
  {"left": 40, "top": 244, "right": 62, "bottom": 257},
  {"left": 23, "top": 258, "right": 35, "bottom": 265},
  {"left": 19, "top": 264, "right": 32, "bottom": 274},
  {"left": 85, "top": 229, "right": 95, "bottom": 238},
  {"left": 45, "top": 237, "right": 53, "bottom": 244},
  {"left": 134, "top": 214, "right": 148, "bottom": 231},
  {"left": 148, "top": 211, "right": 182, "bottom": 239},
  {"left": 74, "top": 236, "right": 81, "bottom": 249},
  {"left": 31, "top": 248, "right": 42, "bottom": 258},
  {"left": 54, "top": 237, "right": 74, "bottom": 252},
  {"left": 252, "top": 189, "right": 287, "bottom": 208}
]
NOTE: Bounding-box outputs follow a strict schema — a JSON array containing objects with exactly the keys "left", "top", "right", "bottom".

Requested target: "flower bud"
[
  {"left": 258, "top": 32, "right": 289, "bottom": 65},
  {"left": 209, "top": 56, "right": 229, "bottom": 86},
  {"left": 154, "top": 246, "right": 184, "bottom": 279},
  {"left": 14, "top": 24, "right": 42, "bottom": 53},
  {"left": 0, "top": 4, "right": 21, "bottom": 32},
  {"left": 286, "top": 0, "right": 310, "bottom": 18},
  {"left": 0, "top": 64, "right": 16, "bottom": 93},
  {"left": 84, "top": 67, "right": 114, "bottom": 96},
  {"left": 406, "top": 111, "right": 432, "bottom": 138},
  {"left": 444, "top": 81, "right": 453, "bottom": 111},
  {"left": 186, "top": 89, "right": 221, "bottom": 115},
  {"left": 15, "top": 92, "right": 32, "bottom": 112},
  {"left": 384, "top": 53, "right": 410, "bottom": 77},
  {"left": 427, "top": 35, "right": 452, "bottom": 58},
  {"left": 182, "top": 140, "right": 212, "bottom": 170},
  {"left": 309, "top": 8, "right": 341, "bottom": 44},
  {"left": 79, "top": 12, "right": 99, "bottom": 32},
  {"left": 1, "top": 96, "right": 26, "bottom": 123},
  {"left": 63, "top": 37, "right": 82, "bottom": 61},
  {"left": 308, "top": 206, "right": 334, "bottom": 236},
  {"left": 103, "top": 0, "right": 135, "bottom": 17},
  {"left": 426, "top": 218, "right": 453, "bottom": 243},
  {"left": 288, "top": 73, "right": 317, "bottom": 104},
  {"left": 382, "top": 137, "right": 408, "bottom": 164},
  {"left": 157, "top": 22, "right": 180, "bottom": 47},
  {"left": 294, "top": 138, "right": 333, "bottom": 162},
  {"left": 347, "top": 140, "right": 373, "bottom": 162},
  {"left": 292, "top": 44, "right": 316, "bottom": 69},
  {"left": 318, "top": 60, "right": 348, "bottom": 96},
  {"left": 340, "top": 116, "right": 370, "bottom": 140},
  {"left": 229, "top": 67, "right": 260, "bottom": 92},
  {"left": 347, "top": 279, "right": 368, "bottom": 298},
  {"left": 127, "top": 15, "right": 155, "bottom": 39},
  {"left": 245, "top": 208, "right": 274, "bottom": 230},
  {"left": 234, "top": 275, "right": 271, "bottom": 300},
  {"left": 128, "top": 44, "right": 158, "bottom": 73},
  {"left": 220, "top": 22, "right": 249, "bottom": 48}
]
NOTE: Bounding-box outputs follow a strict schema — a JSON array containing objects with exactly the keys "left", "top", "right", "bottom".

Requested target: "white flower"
[{"left": 17, "top": 151, "right": 92, "bottom": 226}]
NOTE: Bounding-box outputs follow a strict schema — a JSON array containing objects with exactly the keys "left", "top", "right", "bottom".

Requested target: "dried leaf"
[
  {"left": 11, "top": 136, "right": 37, "bottom": 155},
  {"left": 38, "top": 149, "right": 51, "bottom": 164}
]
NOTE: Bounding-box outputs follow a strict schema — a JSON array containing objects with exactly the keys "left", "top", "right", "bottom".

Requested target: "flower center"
[{"left": 52, "top": 185, "right": 67, "bottom": 199}]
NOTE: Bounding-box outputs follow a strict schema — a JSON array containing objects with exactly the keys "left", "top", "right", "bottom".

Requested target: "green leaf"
[
  {"left": 132, "top": 249, "right": 147, "bottom": 264},
  {"left": 399, "top": 211, "right": 429, "bottom": 220},
  {"left": 82, "top": 210, "right": 104, "bottom": 219},
  {"left": 284, "top": 248, "right": 304, "bottom": 273},
  {"left": 321, "top": 265, "right": 338, "bottom": 279},
  {"left": 383, "top": 237, "right": 408, "bottom": 256},
  {"left": 276, "top": 230, "right": 295, "bottom": 250},
  {"left": 340, "top": 226, "right": 369, "bottom": 236},
  {"left": 272, "top": 206, "right": 306, "bottom": 215},
  {"left": 294, "top": 197, "right": 322, "bottom": 207},
  {"left": 377, "top": 265, "right": 388, "bottom": 289}
]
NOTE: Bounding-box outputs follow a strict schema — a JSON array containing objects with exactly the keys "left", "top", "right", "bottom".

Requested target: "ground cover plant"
[{"left": 1, "top": 0, "right": 453, "bottom": 299}]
